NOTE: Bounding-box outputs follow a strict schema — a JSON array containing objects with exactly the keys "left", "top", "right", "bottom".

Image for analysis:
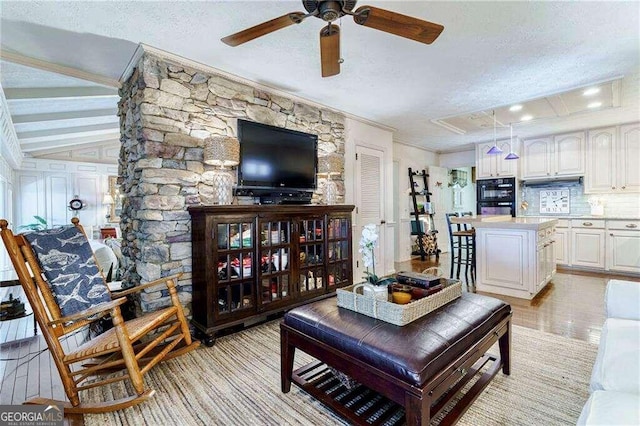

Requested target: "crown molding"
[
  {"left": 0, "top": 49, "right": 121, "bottom": 89},
  {"left": 121, "top": 43, "right": 395, "bottom": 133},
  {"left": 119, "top": 43, "right": 146, "bottom": 85}
]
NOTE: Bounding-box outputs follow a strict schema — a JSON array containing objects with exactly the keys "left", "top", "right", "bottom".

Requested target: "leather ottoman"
[{"left": 281, "top": 293, "right": 512, "bottom": 426}]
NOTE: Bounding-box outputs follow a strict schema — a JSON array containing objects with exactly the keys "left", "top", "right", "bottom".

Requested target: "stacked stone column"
[{"left": 117, "top": 52, "right": 346, "bottom": 315}]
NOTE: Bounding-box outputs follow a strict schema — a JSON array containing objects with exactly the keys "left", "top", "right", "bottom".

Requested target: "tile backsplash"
[{"left": 520, "top": 181, "right": 640, "bottom": 217}]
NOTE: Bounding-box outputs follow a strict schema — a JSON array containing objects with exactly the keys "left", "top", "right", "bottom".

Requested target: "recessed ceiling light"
[
  {"left": 509, "top": 104, "right": 523, "bottom": 112},
  {"left": 583, "top": 87, "right": 601, "bottom": 96},
  {"left": 521, "top": 115, "right": 533, "bottom": 121},
  {"left": 588, "top": 101, "right": 602, "bottom": 109}
]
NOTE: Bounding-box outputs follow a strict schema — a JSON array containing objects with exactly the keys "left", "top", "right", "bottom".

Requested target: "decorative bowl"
[{"left": 392, "top": 291, "right": 412, "bottom": 304}]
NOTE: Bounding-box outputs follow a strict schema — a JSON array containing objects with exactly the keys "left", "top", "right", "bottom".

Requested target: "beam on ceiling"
[
  {"left": 27, "top": 140, "right": 120, "bottom": 157},
  {"left": 0, "top": 49, "right": 121, "bottom": 88},
  {"left": 11, "top": 108, "right": 118, "bottom": 124},
  {"left": 4, "top": 87, "right": 117, "bottom": 100},
  {"left": 17, "top": 122, "right": 119, "bottom": 140},
  {"left": 20, "top": 133, "right": 121, "bottom": 153},
  {"left": 20, "top": 129, "right": 120, "bottom": 148},
  {"left": 14, "top": 115, "right": 119, "bottom": 135}
]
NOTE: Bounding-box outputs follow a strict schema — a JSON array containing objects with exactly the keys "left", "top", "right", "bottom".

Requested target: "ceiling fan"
[{"left": 221, "top": 1, "right": 444, "bottom": 77}]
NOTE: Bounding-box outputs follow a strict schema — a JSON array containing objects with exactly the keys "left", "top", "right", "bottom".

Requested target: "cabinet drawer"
[
  {"left": 571, "top": 219, "right": 605, "bottom": 229},
  {"left": 607, "top": 220, "right": 640, "bottom": 231},
  {"left": 556, "top": 219, "right": 569, "bottom": 227}
]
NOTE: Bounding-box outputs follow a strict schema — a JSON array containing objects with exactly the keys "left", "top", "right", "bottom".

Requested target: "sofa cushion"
[
  {"left": 606, "top": 280, "right": 640, "bottom": 320},
  {"left": 577, "top": 390, "right": 640, "bottom": 425},
  {"left": 590, "top": 318, "right": 640, "bottom": 393}
]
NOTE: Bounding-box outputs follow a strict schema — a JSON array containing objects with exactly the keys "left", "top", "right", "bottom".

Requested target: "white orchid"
[{"left": 358, "top": 223, "right": 379, "bottom": 284}]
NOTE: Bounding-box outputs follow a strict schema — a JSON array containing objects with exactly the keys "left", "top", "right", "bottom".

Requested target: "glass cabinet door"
[
  {"left": 215, "top": 221, "right": 254, "bottom": 316},
  {"left": 298, "top": 218, "right": 325, "bottom": 294},
  {"left": 258, "top": 220, "right": 292, "bottom": 306},
  {"left": 327, "top": 217, "right": 351, "bottom": 288}
]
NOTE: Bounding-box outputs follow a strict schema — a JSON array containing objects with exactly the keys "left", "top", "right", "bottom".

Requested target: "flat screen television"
[{"left": 236, "top": 119, "right": 318, "bottom": 200}]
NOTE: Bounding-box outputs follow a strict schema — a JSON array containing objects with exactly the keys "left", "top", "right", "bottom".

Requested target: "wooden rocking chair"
[{"left": 0, "top": 218, "right": 199, "bottom": 413}]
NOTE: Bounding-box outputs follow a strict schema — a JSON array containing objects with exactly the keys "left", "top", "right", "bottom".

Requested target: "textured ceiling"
[{"left": 1, "top": 1, "right": 639, "bottom": 154}]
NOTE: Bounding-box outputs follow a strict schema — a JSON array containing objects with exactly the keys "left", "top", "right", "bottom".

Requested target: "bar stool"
[
  {"left": 445, "top": 212, "right": 475, "bottom": 289},
  {"left": 459, "top": 211, "right": 476, "bottom": 287}
]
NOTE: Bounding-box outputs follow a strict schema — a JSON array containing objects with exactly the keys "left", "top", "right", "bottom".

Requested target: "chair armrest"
[
  {"left": 49, "top": 297, "right": 128, "bottom": 325},
  {"left": 111, "top": 273, "right": 183, "bottom": 297},
  {"left": 606, "top": 280, "right": 640, "bottom": 320}
]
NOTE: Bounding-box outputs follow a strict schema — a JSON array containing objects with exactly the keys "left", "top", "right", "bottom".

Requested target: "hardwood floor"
[
  {"left": 1, "top": 254, "right": 637, "bottom": 424},
  {"left": 396, "top": 253, "right": 639, "bottom": 344}
]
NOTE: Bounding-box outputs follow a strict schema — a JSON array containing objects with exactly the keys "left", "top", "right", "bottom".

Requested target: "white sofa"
[{"left": 577, "top": 279, "right": 640, "bottom": 425}]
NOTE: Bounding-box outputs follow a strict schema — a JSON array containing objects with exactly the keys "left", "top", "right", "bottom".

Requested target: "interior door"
[
  {"left": 355, "top": 146, "right": 384, "bottom": 282},
  {"left": 428, "top": 166, "right": 451, "bottom": 253}
]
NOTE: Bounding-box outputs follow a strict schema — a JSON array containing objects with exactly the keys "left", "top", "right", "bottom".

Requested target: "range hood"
[{"left": 520, "top": 176, "right": 583, "bottom": 187}]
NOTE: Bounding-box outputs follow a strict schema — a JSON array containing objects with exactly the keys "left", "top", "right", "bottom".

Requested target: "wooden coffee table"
[{"left": 281, "top": 294, "right": 512, "bottom": 426}]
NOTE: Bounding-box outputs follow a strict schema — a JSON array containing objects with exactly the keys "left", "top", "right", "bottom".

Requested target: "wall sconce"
[
  {"left": 318, "top": 154, "right": 342, "bottom": 205},
  {"left": 102, "top": 193, "right": 114, "bottom": 221},
  {"left": 204, "top": 135, "right": 240, "bottom": 205}
]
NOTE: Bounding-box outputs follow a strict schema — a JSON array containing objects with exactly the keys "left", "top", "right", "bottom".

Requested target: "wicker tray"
[{"left": 336, "top": 279, "right": 462, "bottom": 326}]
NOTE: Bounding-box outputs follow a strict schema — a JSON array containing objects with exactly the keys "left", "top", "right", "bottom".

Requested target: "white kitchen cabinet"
[
  {"left": 521, "top": 137, "right": 552, "bottom": 179},
  {"left": 521, "top": 132, "right": 584, "bottom": 179},
  {"left": 606, "top": 220, "right": 640, "bottom": 274},
  {"left": 554, "top": 224, "right": 570, "bottom": 265},
  {"left": 476, "top": 224, "right": 556, "bottom": 300},
  {"left": 571, "top": 219, "right": 606, "bottom": 268},
  {"left": 546, "top": 238, "right": 556, "bottom": 279},
  {"left": 478, "top": 229, "right": 531, "bottom": 295},
  {"left": 536, "top": 243, "right": 546, "bottom": 291},
  {"left": 618, "top": 123, "right": 640, "bottom": 192},
  {"left": 536, "top": 237, "right": 555, "bottom": 292},
  {"left": 554, "top": 132, "right": 586, "bottom": 176},
  {"left": 476, "top": 140, "right": 516, "bottom": 179},
  {"left": 585, "top": 123, "right": 640, "bottom": 193}
]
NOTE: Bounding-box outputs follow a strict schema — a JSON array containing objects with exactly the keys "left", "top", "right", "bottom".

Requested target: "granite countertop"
[{"left": 451, "top": 215, "right": 558, "bottom": 230}]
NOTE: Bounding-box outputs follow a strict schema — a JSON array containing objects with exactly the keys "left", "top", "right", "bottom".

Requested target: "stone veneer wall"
[{"left": 117, "top": 53, "right": 345, "bottom": 315}]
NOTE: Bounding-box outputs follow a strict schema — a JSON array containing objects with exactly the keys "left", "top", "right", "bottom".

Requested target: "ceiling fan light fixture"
[
  {"left": 222, "top": 0, "right": 444, "bottom": 76},
  {"left": 319, "top": 1, "right": 342, "bottom": 21}
]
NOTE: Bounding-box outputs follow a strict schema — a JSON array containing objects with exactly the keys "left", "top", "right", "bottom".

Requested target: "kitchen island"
[{"left": 452, "top": 215, "right": 558, "bottom": 299}]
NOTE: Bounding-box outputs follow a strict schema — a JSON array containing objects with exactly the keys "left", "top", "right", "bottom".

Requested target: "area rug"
[{"left": 84, "top": 321, "right": 597, "bottom": 425}]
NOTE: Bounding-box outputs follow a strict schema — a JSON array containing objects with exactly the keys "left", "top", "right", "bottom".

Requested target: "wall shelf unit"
[{"left": 408, "top": 168, "right": 440, "bottom": 261}]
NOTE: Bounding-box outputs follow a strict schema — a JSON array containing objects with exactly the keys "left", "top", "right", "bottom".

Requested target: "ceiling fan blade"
[
  {"left": 353, "top": 6, "right": 444, "bottom": 44},
  {"left": 320, "top": 24, "right": 340, "bottom": 78},
  {"left": 221, "top": 12, "right": 306, "bottom": 46}
]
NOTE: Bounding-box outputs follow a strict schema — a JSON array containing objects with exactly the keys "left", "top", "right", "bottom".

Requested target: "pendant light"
[
  {"left": 504, "top": 123, "right": 520, "bottom": 160},
  {"left": 486, "top": 110, "right": 503, "bottom": 155}
]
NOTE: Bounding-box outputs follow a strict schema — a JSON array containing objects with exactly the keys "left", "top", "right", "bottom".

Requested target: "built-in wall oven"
[{"left": 476, "top": 177, "right": 516, "bottom": 217}]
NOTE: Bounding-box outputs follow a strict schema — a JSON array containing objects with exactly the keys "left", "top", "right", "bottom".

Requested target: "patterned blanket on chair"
[{"left": 24, "top": 226, "right": 111, "bottom": 316}]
